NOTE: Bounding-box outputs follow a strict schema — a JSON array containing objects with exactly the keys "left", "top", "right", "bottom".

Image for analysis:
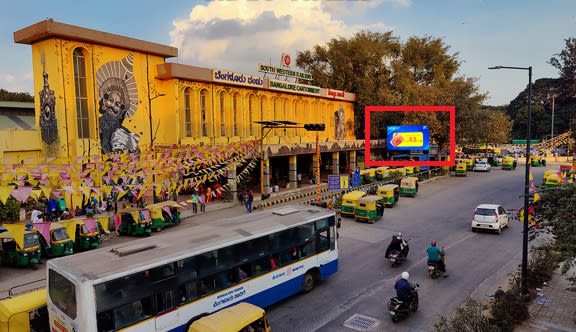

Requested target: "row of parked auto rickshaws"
[
  {"left": 0, "top": 200, "right": 182, "bottom": 269},
  {"left": 340, "top": 176, "right": 420, "bottom": 224},
  {"left": 451, "top": 155, "right": 518, "bottom": 177}
]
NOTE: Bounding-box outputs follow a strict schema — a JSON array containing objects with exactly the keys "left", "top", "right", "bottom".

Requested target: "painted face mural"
[
  {"left": 96, "top": 53, "right": 139, "bottom": 154},
  {"left": 39, "top": 71, "right": 57, "bottom": 144}
]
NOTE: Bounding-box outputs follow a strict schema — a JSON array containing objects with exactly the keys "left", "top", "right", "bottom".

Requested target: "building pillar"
[
  {"left": 263, "top": 153, "right": 271, "bottom": 195},
  {"left": 349, "top": 150, "right": 357, "bottom": 173},
  {"left": 288, "top": 155, "right": 297, "bottom": 189},
  {"left": 227, "top": 163, "right": 237, "bottom": 202},
  {"left": 332, "top": 152, "right": 340, "bottom": 174}
]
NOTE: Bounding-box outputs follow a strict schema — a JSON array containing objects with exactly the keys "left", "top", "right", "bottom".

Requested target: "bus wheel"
[{"left": 302, "top": 272, "right": 315, "bottom": 293}]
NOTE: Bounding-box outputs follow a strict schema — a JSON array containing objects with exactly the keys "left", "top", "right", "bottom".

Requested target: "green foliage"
[
  {"left": 0, "top": 88, "right": 34, "bottom": 102},
  {"left": 296, "top": 30, "right": 493, "bottom": 147},
  {"left": 548, "top": 37, "right": 576, "bottom": 98},
  {"left": 435, "top": 243, "right": 559, "bottom": 331},
  {"left": 0, "top": 196, "right": 22, "bottom": 222},
  {"left": 434, "top": 298, "right": 493, "bottom": 332}
]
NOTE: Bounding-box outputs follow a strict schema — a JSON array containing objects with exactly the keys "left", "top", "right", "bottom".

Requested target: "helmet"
[
  {"left": 431, "top": 240, "right": 437, "bottom": 247},
  {"left": 401, "top": 272, "right": 409, "bottom": 280},
  {"left": 394, "top": 232, "right": 402, "bottom": 239}
]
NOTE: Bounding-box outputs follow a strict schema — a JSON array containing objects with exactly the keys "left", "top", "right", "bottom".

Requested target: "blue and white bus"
[{"left": 46, "top": 205, "right": 339, "bottom": 332}]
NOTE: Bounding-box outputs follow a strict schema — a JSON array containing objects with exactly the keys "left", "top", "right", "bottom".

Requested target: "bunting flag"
[
  {"left": 0, "top": 185, "right": 14, "bottom": 204},
  {"left": 33, "top": 222, "right": 53, "bottom": 246},
  {"left": 3, "top": 224, "right": 26, "bottom": 249},
  {"left": 61, "top": 220, "right": 78, "bottom": 243},
  {"left": 11, "top": 186, "right": 33, "bottom": 203}
]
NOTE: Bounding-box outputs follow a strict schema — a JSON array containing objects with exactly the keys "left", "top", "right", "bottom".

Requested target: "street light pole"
[{"left": 489, "top": 65, "right": 532, "bottom": 295}]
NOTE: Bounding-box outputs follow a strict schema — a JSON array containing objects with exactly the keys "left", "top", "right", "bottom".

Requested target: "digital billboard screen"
[{"left": 387, "top": 125, "right": 430, "bottom": 151}]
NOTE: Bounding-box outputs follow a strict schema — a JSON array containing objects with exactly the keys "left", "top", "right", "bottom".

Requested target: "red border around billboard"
[{"left": 364, "top": 105, "right": 455, "bottom": 167}]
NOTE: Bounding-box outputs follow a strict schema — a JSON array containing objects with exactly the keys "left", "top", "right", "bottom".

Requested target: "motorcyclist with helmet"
[
  {"left": 385, "top": 233, "right": 409, "bottom": 259},
  {"left": 394, "top": 271, "right": 417, "bottom": 311},
  {"left": 426, "top": 240, "right": 447, "bottom": 277}
]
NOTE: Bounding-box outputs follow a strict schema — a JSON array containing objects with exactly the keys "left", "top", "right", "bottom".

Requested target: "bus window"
[{"left": 49, "top": 269, "right": 77, "bottom": 319}]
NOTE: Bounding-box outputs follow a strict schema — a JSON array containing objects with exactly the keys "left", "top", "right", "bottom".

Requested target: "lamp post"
[
  {"left": 148, "top": 92, "right": 165, "bottom": 203},
  {"left": 548, "top": 93, "right": 557, "bottom": 144},
  {"left": 489, "top": 65, "right": 532, "bottom": 295}
]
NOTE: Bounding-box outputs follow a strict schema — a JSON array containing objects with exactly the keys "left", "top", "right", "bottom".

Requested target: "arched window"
[
  {"left": 73, "top": 48, "right": 90, "bottom": 139},
  {"left": 184, "top": 88, "right": 192, "bottom": 137},
  {"left": 220, "top": 91, "right": 226, "bottom": 136},
  {"left": 233, "top": 93, "right": 239, "bottom": 136},
  {"left": 200, "top": 89, "right": 208, "bottom": 137}
]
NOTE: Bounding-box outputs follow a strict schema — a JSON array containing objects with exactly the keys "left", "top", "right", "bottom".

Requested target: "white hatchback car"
[
  {"left": 473, "top": 160, "right": 491, "bottom": 172},
  {"left": 471, "top": 204, "right": 509, "bottom": 234}
]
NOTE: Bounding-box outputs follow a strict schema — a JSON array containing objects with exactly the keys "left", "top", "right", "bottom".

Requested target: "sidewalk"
[{"left": 515, "top": 265, "right": 576, "bottom": 332}]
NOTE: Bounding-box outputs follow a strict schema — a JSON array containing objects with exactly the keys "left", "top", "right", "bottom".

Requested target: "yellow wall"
[{"left": 24, "top": 34, "right": 355, "bottom": 161}]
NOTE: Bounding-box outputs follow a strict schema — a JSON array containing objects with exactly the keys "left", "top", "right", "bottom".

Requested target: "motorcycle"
[
  {"left": 427, "top": 262, "right": 441, "bottom": 279},
  {"left": 387, "top": 283, "right": 419, "bottom": 323},
  {"left": 387, "top": 250, "right": 407, "bottom": 267}
]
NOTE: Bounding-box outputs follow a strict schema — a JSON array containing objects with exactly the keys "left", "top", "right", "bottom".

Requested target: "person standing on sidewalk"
[
  {"left": 297, "top": 173, "right": 302, "bottom": 188},
  {"left": 245, "top": 191, "right": 254, "bottom": 213},
  {"left": 190, "top": 191, "right": 199, "bottom": 214}
]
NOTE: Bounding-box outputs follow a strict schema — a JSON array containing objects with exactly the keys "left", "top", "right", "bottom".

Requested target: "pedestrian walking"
[
  {"left": 245, "top": 191, "right": 254, "bottom": 213},
  {"left": 198, "top": 192, "right": 206, "bottom": 213},
  {"left": 190, "top": 192, "right": 199, "bottom": 214}
]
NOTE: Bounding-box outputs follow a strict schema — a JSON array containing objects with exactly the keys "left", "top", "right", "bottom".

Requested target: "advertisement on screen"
[{"left": 387, "top": 125, "right": 430, "bottom": 151}]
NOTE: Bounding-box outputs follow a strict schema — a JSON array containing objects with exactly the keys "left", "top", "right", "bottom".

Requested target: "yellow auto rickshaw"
[
  {"left": 542, "top": 173, "right": 563, "bottom": 188},
  {"left": 377, "top": 184, "right": 400, "bottom": 207},
  {"left": 463, "top": 158, "right": 475, "bottom": 171},
  {"left": 455, "top": 162, "right": 467, "bottom": 177},
  {"left": 0, "top": 288, "right": 48, "bottom": 332},
  {"left": 501, "top": 156, "right": 517, "bottom": 170},
  {"left": 0, "top": 224, "right": 41, "bottom": 269},
  {"left": 188, "top": 302, "right": 270, "bottom": 332},
  {"left": 33, "top": 222, "right": 74, "bottom": 258},
  {"left": 400, "top": 176, "right": 419, "bottom": 197},
  {"left": 360, "top": 169, "right": 376, "bottom": 185},
  {"left": 354, "top": 195, "right": 385, "bottom": 223},
  {"left": 375, "top": 167, "right": 390, "bottom": 181},
  {"left": 145, "top": 200, "right": 183, "bottom": 232},
  {"left": 340, "top": 191, "right": 367, "bottom": 217},
  {"left": 114, "top": 207, "right": 152, "bottom": 237},
  {"left": 62, "top": 217, "right": 103, "bottom": 252}
]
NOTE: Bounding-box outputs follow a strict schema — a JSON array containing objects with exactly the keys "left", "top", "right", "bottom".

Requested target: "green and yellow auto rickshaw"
[
  {"left": 376, "top": 184, "right": 400, "bottom": 207},
  {"left": 114, "top": 207, "right": 152, "bottom": 237},
  {"left": 0, "top": 288, "right": 48, "bottom": 332},
  {"left": 360, "top": 169, "right": 376, "bottom": 185},
  {"left": 0, "top": 224, "right": 41, "bottom": 268},
  {"left": 62, "top": 216, "right": 102, "bottom": 252},
  {"left": 400, "top": 176, "right": 419, "bottom": 197},
  {"left": 340, "top": 190, "right": 367, "bottom": 217},
  {"left": 542, "top": 173, "right": 563, "bottom": 188},
  {"left": 375, "top": 167, "right": 389, "bottom": 181},
  {"left": 404, "top": 166, "right": 416, "bottom": 176},
  {"left": 463, "top": 158, "right": 475, "bottom": 171},
  {"left": 33, "top": 222, "right": 74, "bottom": 258},
  {"left": 501, "top": 156, "right": 517, "bottom": 170},
  {"left": 145, "top": 200, "right": 182, "bottom": 232},
  {"left": 455, "top": 162, "right": 467, "bottom": 177},
  {"left": 354, "top": 195, "right": 385, "bottom": 223}
]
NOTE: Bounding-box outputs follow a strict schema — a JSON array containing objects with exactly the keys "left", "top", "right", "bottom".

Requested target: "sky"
[{"left": 0, "top": 0, "right": 574, "bottom": 106}]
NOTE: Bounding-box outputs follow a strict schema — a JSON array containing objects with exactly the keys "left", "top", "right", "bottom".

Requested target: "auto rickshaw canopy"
[
  {"left": 188, "top": 302, "right": 267, "bottom": 332},
  {"left": 0, "top": 289, "right": 46, "bottom": 329}
]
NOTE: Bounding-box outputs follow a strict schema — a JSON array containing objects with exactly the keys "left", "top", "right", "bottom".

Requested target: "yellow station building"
[{"left": 5, "top": 19, "right": 365, "bottom": 198}]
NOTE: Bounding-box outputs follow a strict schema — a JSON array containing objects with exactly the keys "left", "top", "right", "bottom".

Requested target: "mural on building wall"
[
  {"left": 39, "top": 57, "right": 58, "bottom": 144},
  {"left": 335, "top": 106, "right": 345, "bottom": 140},
  {"left": 96, "top": 53, "right": 139, "bottom": 153}
]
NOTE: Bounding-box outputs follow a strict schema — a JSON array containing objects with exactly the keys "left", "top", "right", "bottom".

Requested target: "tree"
[
  {"left": 296, "top": 33, "right": 487, "bottom": 148},
  {"left": 0, "top": 88, "right": 34, "bottom": 102},
  {"left": 548, "top": 37, "right": 576, "bottom": 99},
  {"left": 296, "top": 30, "right": 401, "bottom": 138}
]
